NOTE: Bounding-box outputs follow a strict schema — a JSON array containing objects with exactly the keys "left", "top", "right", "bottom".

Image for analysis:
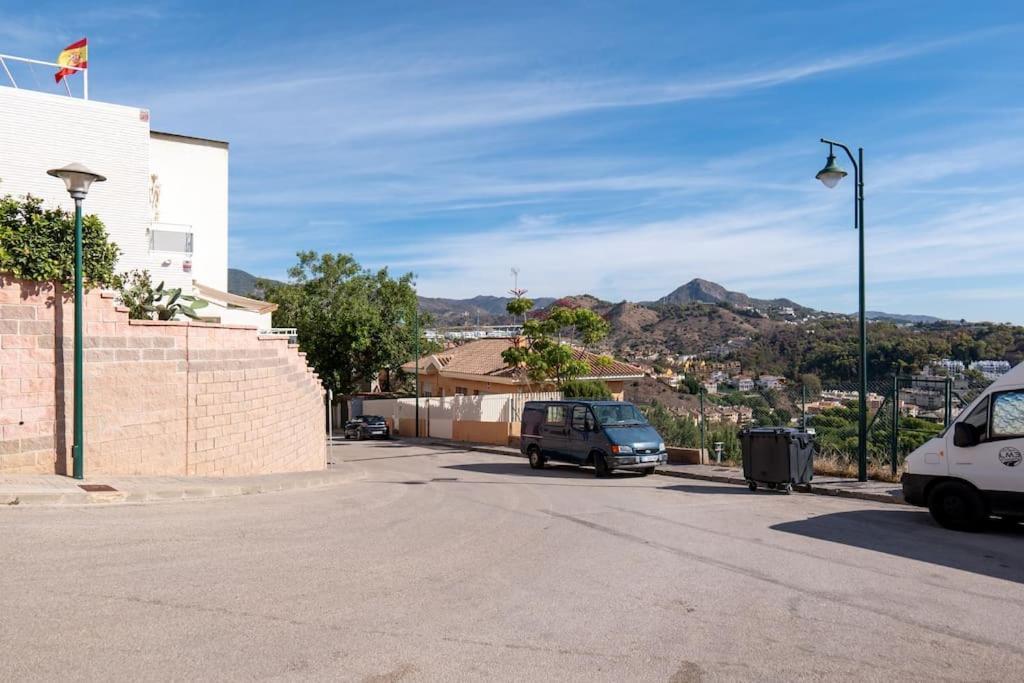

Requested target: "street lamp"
[
  {"left": 47, "top": 163, "right": 106, "bottom": 480},
  {"left": 815, "top": 138, "right": 867, "bottom": 482},
  {"left": 413, "top": 309, "right": 420, "bottom": 438}
]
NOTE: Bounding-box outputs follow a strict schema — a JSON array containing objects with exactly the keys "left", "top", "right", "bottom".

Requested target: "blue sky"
[{"left": 4, "top": 1, "right": 1024, "bottom": 321}]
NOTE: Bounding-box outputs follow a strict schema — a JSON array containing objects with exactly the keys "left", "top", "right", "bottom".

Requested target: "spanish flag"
[{"left": 54, "top": 38, "right": 88, "bottom": 84}]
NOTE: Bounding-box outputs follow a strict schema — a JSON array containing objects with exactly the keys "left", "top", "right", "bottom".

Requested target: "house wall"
[
  {"left": 418, "top": 374, "right": 627, "bottom": 400},
  {"left": 0, "top": 87, "right": 228, "bottom": 296},
  {"left": 149, "top": 132, "right": 229, "bottom": 292},
  {"left": 0, "top": 276, "right": 325, "bottom": 476}
]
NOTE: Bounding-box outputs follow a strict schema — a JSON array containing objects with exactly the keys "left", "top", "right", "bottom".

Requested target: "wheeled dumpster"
[{"left": 740, "top": 428, "right": 814, "bottom": 493}]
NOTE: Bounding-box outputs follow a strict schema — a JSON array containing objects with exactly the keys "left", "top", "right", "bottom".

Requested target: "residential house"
[
  {"left": 756, "top": 375, "right": 785, "bottom": 390},
  {"left": 400, "top": 338, "right": 644, "bottom": 399},
  {"left": 0, "top": 82, "right": 269, "bottom": 328},
  {"left": 701, "top": 380, "right": 718, "bottom": 395},
  {"left": 732, "top": 375, "right": 755, "bottom": 392}
]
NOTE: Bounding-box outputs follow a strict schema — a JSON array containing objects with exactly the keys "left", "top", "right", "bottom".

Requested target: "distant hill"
[
  {"left": 418, "top": 295, "right": 556, "bottom": 324},
  {"left": 227, "top": 268, "right": 283, "bottom": 298},
  {"left": 649, "top": 278, "right": 807, "bottom": 312},
  {"left": 866, "top": 311, "right": 943, "bottom": 324}
]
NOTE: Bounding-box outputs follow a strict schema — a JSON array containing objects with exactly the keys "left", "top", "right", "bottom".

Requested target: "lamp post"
[
  {"left": 413, "top": 309, "right": 420, "bottom": 438},
  {"left": 815, "top": 138, "right": 867, "bottom": 482},
  {"left": 47, "top": 163, "right": 106, "bottom": 480}
]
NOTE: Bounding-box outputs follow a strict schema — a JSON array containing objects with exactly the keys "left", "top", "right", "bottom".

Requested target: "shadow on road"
[
  {"left": 443, "top": 462, "right": 646, "bottom": 479},
  {"left": 772, "top": 509, "right": 1024, "bottom": 584},
  {"left": 659, "top": 483, "right": 757, "bottom": 495}
]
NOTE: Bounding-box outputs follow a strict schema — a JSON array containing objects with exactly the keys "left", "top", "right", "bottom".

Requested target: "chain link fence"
[{"left": 640, "top": 370, "right": 997, "bottom": 480}]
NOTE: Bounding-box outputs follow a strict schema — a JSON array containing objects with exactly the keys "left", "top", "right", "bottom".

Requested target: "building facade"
[{"left": 0, "top": 86, "right": 267, "bottom": 326}]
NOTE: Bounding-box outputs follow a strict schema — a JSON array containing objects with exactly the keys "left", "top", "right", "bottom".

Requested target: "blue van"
[{"left": 520, "top": 400, "right": 667, "bottom": 476}]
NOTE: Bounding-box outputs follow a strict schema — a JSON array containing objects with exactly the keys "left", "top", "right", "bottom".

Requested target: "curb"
[
  {"left": 1, "top": 469, "right": 357, "bottom": 508},
  {"left": 424, "top": 439, "right": 905, "bottom": 506}
]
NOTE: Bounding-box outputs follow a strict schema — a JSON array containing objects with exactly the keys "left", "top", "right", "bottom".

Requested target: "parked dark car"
[
  {"left": 344, "top": 415, "right": 390, "bottom": 440},
  {"left": 520, "top": 400, "right": 666, "bottom": 476}
]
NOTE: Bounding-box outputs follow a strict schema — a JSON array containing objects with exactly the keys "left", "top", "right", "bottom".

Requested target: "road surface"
[{"left": 2, "top": 440, "right": 1023, "bottom": 681}]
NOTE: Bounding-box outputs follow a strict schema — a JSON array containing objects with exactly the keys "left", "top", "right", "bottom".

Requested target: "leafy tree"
[
  {"left": 501, "top": 298, "right": 611, "bottom": 386},
  {"left": 561, "top": 379, "right": 612, "bottom": 399},
  {"left": 680, "top": 376, "right": 701, "bottom": 395},
  {"left": 0, "top": 194, "right": 120, "bottom": 288},
  {"left": 261, "top": 251, "right": 426, "bottom": 394}
]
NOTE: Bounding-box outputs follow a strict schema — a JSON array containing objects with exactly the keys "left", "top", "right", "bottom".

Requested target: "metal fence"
[{"left": 643, "top": 371, "right": 996, "bottom": 476}]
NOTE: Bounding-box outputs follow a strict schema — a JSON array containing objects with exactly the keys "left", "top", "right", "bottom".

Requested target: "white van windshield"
[{"left": 593, "top": 404, "right": 647, "bottom": 426}]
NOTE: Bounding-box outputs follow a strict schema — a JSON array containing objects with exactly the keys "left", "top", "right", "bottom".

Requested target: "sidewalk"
[
  {"left": 1, "top": 461, "right": 358, "bottom": 507},
  {"left": 417, "top": 438, "right": 905, "bottom": 505}
]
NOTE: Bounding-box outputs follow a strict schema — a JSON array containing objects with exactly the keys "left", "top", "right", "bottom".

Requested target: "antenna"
[{"left": 509, "top": 267, "right": 527, "bottom": 299}]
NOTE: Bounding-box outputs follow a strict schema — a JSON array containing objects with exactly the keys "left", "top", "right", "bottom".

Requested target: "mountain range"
[{"left": 228, "top": 267, "right": 944, "bottom": 332}]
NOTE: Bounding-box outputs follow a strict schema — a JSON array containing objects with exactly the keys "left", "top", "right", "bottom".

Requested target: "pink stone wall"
[{"left": 0, "top": 276, "right": 326, "bottom": 476}]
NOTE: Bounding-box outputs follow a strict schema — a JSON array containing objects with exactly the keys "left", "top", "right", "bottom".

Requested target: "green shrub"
[
  {"left": 0, "top": 194, "right": 121, "bottom": 289},
  {"left": 561, "top": 379, "right": 612, "bottom": 399}
]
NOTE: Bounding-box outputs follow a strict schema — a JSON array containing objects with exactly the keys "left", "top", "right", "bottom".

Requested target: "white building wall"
[
  {"left": 149, "top": 132, "right": 228, "bottom": 292},
  {"left": 0, "top": 86, "right": 230, "bottom": 297},
  {"left": 0, "top": 87, "right": 151, "bottom": 276}
]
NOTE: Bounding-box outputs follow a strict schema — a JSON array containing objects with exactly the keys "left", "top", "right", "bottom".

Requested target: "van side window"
[
  {"left": 992, "top": 391, "right": 1024, "bottom": 438},
  {"left": 571, "top": 406, "right": 589, "bottom": 431},
  {"left": 545, "top": 405, "right": 565, "bottom": 425},
  {"left": 963, "top": 396, "right": 990, "bottom": 442}
]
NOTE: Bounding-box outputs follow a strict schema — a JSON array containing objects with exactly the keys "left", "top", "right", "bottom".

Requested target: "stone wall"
[{"left": 0, "top": 277, "right": 325, "bottom": 476}]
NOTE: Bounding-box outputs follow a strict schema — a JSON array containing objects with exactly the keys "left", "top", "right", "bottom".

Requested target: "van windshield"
[{"left": 593, "top": 404, "right": 647, "bottom": 426}]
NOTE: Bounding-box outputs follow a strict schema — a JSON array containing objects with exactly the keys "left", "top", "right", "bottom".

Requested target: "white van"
[{"left": 902, "top": 362, "right": 1024, "bottom": 530}]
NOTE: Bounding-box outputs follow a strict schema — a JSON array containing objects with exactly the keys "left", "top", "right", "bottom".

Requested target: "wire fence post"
[
  {"left": 699, "top": 388, "right": 706, "bottom": 462},
  {"left": 944, "top": 377, "right": 953, "bottom": 427},
  {"left": 890, "top": 375, "right": 899, "bottom": 476},
  {"left": 801, "top": 383, "right": 807, "bottom": 430}
]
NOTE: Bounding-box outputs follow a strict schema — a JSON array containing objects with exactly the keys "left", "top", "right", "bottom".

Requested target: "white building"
[
  {"left": 0, "top": 85, "right": 271, "bottom": 327},
  {"left": 969, "top": 360, "right": 1011, "bottom": 381},
  {"left": 756, "top": 375, "right": 785, "bottom": 390}
]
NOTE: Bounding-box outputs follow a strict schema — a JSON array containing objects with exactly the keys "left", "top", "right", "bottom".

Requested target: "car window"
[
  {"left": 545, "top": 405, "right": 565, "bottom": 425},
  {"left": 992, "top": 391, "right": 1024, "bottom": 438},
  {"left": 571, "top": 406, "right": 589, "bottom": 431},
  {"left": 592, "top": 403, "right": 647, "bottom": 426},
  {"left": 962, "top": 396, "right": 990, "bottom": 441}
]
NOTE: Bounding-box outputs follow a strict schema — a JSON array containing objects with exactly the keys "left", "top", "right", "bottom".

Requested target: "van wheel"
[
  {"left": 928, "top": 481, "right": 986, "bottom": 531},
  {"left": 528, "top": 446, "right": 546, "bottom": 470},
  {"left": 594, "top": 453, "right": 610, "bottom": 478},
  {"left": 639, "top": 467, "right": 655, "bottom": 476}
]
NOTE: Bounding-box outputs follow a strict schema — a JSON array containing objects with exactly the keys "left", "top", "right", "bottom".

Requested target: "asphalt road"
[{"left": 2, "top": 441, "right": 1023, "bottom": 682}]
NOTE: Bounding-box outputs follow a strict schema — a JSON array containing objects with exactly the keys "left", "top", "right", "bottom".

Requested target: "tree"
[
  {"left": 1, "top": 194, "right": 120, "bottom": 288},
  {"left": 501, "top": 300, "right": 611, "bottom": 387},
  {"left": 261, "top": 252, "right": 425, "bottom": 394},
  {"left": 561, "top": 379, "right": 612, "bottom": 399}
]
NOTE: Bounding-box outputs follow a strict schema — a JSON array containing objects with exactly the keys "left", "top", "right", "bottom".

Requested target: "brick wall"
[{"left": 0, "top": 276, "right": 326, "bottom": 476}]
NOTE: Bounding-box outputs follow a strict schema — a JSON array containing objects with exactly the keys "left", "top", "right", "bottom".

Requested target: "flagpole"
[
  {"left": 63, "top": 78, "right": 72, "bottom": 97},
  {"left": 83, "top": 66, "right": 88, "bottom": 100}
]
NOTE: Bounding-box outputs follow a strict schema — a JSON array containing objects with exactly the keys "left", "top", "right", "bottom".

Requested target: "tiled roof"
[{"left": 401, "top": 338, "right": 643, "bottom": 380}]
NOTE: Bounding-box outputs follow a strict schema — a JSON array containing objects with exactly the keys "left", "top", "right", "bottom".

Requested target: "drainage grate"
[
  {"left": 401, "top": 481, "right": 428, "bottom": 485},
  {"left": 431, "top": 477, "right": 458, "bottom": 482},
  {"left": 78, "top": 484, "right": 117, "bottom": 492}
]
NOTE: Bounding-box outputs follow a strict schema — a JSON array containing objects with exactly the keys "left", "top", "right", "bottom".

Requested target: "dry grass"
[{"left": 812, "top": 453, "right": 902, "bottom": 483}]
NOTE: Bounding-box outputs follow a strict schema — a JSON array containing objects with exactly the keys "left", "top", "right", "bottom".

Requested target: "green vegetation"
[
  {"left": 0, "top": 194, "right": 120, "bottom": 289},
  {"left": 501, "top": 296, "right": 612, "bottom": 385},
  {"left": 734, "top": 317, "right": 1024, "bottom": 384},
  {"left": 118, "top": 270, "right": 208, "bottom": 321},
  {"left": 561, "top": 379, "right": 613, "bottom": 399},
  {"left": 261, "top": 251, "right": 426, "bottom": 394},
  {"left": 641, "top": 402, "right": 742, "bottom": 462}
]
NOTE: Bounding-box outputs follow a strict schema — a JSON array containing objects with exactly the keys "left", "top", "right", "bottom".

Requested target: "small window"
[
  {"left": 545, "top": 405, "right": 566, "bottom": 425},
  {"left": 992, "top": 391, "right": 1024, "bottom": 438},
  {"left": 150, "top": 229, "right": 194, "bottom": 253},
  {"left": 571, "top": 406, "right": 589, "bottom": 431},
  {"left": 454, "top": 386, "right": 468, "bottom": 396}
]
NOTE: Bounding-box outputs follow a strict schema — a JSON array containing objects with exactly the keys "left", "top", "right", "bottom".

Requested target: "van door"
[
  {"left": 540, "top": 404, "right": 570, "bottom": 462},
  {"left": 976, "top": 390, "right": 1024, "bottom": 492},
  {"left": 568, "top": 405, "right": 593, "bottom": 464}
]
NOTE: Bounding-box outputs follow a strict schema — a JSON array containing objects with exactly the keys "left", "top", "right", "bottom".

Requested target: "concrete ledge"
[{"left": 1, "top": 466, "right": 357, "bottom": 507}]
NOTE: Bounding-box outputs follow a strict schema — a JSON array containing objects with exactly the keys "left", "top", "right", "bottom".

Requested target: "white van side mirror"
[{"left": 953, "top": 422, "right": 979, "bottom": 448}]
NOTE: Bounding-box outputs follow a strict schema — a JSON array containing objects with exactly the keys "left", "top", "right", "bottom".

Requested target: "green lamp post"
[
  {"left": 815, "top": 138, "right": 868, "bottom": 482},
  {"left": 47, "top": 163, "right": 106, "bottom": 480}
]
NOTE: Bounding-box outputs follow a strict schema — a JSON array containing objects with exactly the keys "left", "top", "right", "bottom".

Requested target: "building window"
[
  {"left": 454, "top": 386, "right": 468, "bottom": 396},
  {"left": 150, "top": 228, "right": 194, "bottom": 253}
]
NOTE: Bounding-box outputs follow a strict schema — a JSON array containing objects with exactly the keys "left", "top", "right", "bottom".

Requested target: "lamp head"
[
  {"left": 47, "top": 163, "right": 106, "bottom": 199},
  {"left": 815, "top": 153, "right": 847, "bottom": 189}
]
